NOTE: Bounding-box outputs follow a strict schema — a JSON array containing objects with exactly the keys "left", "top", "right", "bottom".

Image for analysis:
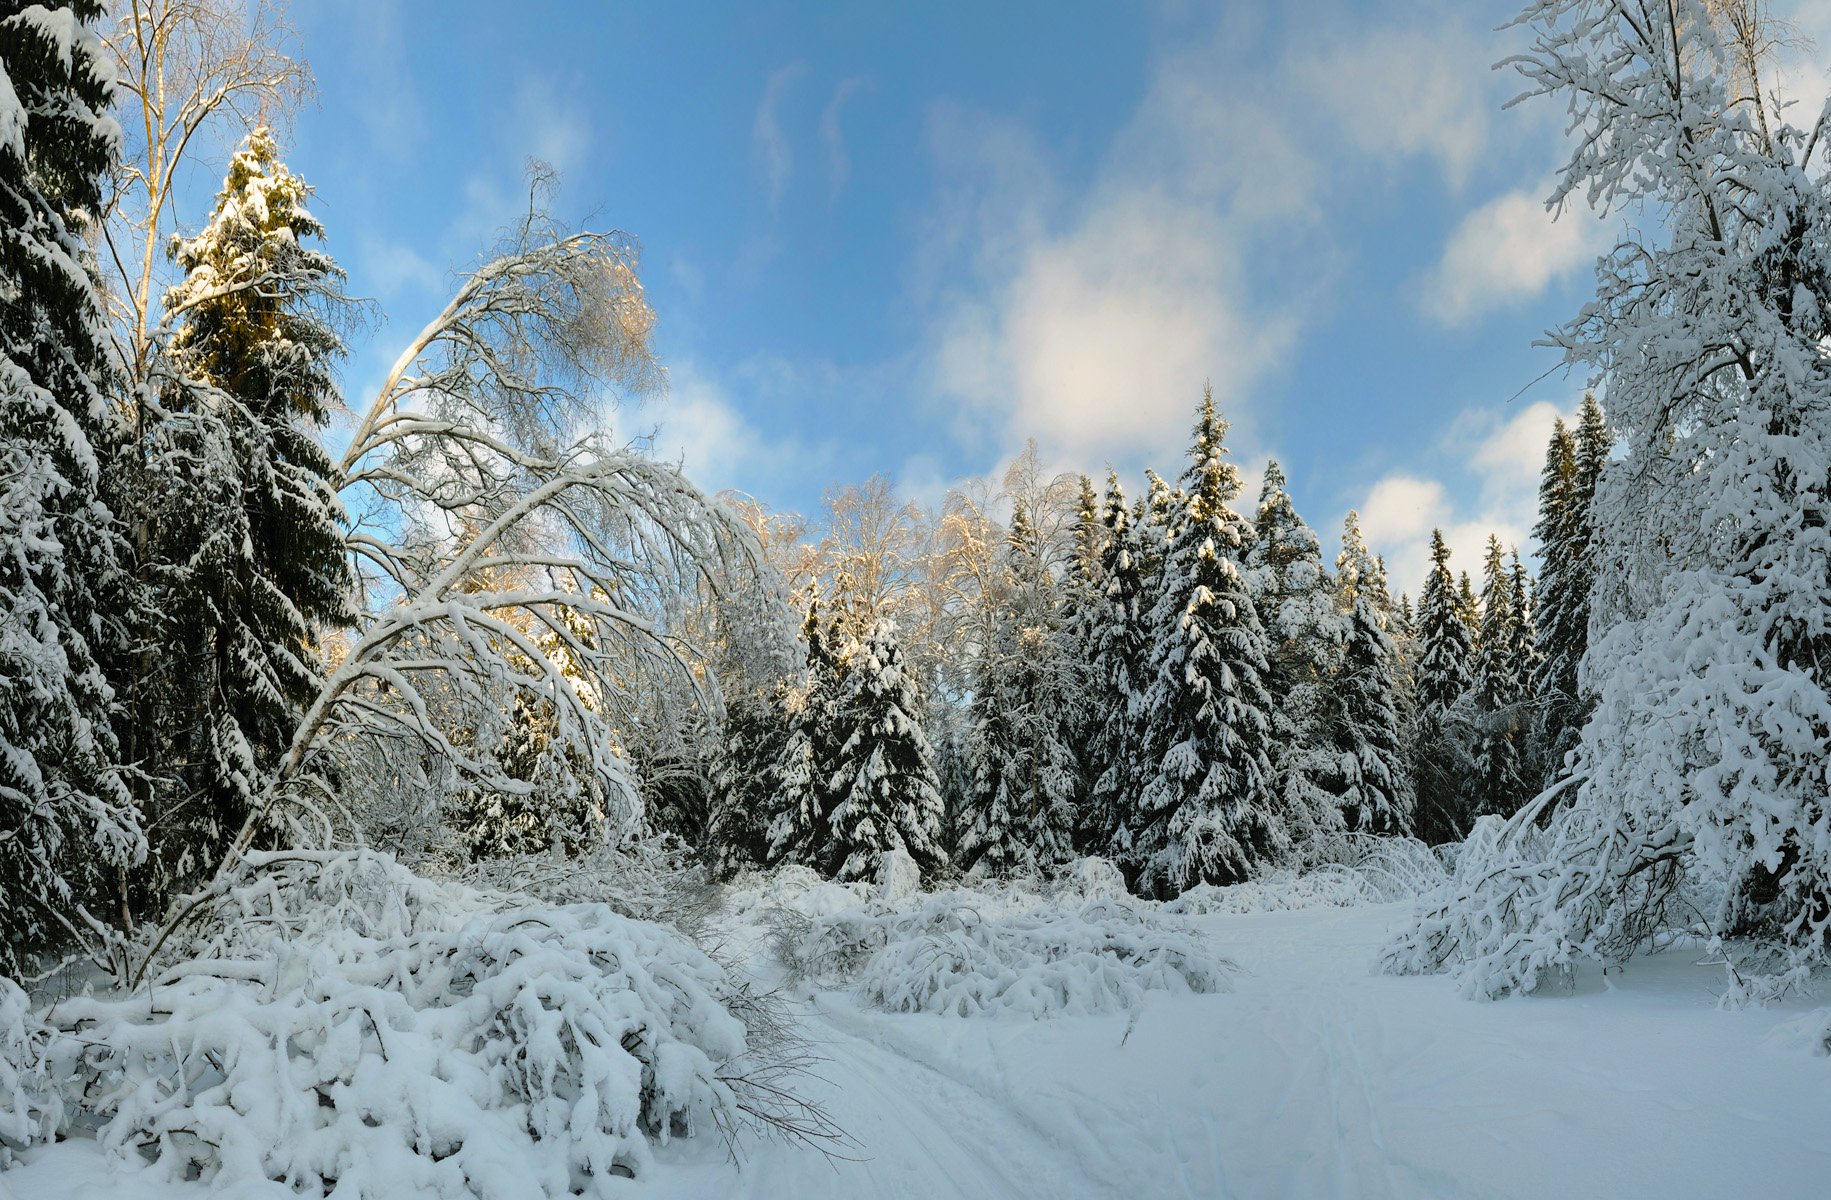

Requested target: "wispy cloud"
[
  {"left": 1422, "top": 181, "right": 1612, "bottom": 327},
  {"left": 752, "top": 62, "right": 807, "bottom": 210},
  {"left": 638, "top": 360, "right": 839, "bottom": 501},
  {"left": 820, "top": 76, "right": 870, "bottom": 199}
]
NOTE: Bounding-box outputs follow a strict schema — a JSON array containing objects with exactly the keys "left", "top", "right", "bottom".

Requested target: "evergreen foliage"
[
  {"left": 1531, "top": 396, "right": 1607, "bottom": 787},
  {"left": 1082, "top": 473, "right": 1152, "bottom": 861},
  {"left": 0, "top": 0, "right": 140, "bottom": 970},
  {"left": 1133, "top": 390, "right": 1280, "bottom": 896},
  {"left": 959, "top": 502, "right": 1076, "bottom": 875},
  {"left": 705, "top": 684, "right": 791, "bottom": 877},
  {"left": 824, "top": 620, "right": 945, "bottom": 882},
  {"left": 1412, "top": 529, "right": 1475, "bottom": 841},
  {"left": 768, "top": 601, "right": 844, "bottom": 867},
  {"left": 137, "top": 127, "right": 357, "bottom": 897},
  {"left": 1471, "top": 536, "right": 1529, "bottom": 818},
  {"left": 1332, "top": 594, "right": 1416, "bottom": 834},
  {"left": 1247, "top": 461, "right": 1347, "bottom": 850}
]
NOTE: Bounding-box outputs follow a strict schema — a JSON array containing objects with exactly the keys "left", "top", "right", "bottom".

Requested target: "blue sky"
[{"left": 271, "top": 0, "right": 1824, "bottom": 595}]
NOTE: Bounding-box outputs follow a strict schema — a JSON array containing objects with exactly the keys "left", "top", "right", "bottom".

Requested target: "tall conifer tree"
[
  {"left": 0, "top": 0, "right": 139, "bottom": 967},
  {"left": 140, "top": 127, "right": 356, "bottom": 895},
  {"left": 1084, "top": 472, "right": 1151, "bottom": 860},
  {"left": 825, "top": 620, "right": 945, "bottom": 881},
  {"left": 1133, "top": 390, "right": 1279, "bottom": 895},
  {"left": 1472, "top": 536, "right": 1529, "bottom": 817},
  {"left": 1412, "top": 529, "right": 1475, "bottom": 841},
  {"left": 1247, "top": 461, "right": 1346, "bottom": 848}
]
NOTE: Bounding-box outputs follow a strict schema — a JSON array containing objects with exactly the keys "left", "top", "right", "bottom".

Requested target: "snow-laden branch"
[{"left": 203, "top": 200, "right": 762, "bottom": 884}]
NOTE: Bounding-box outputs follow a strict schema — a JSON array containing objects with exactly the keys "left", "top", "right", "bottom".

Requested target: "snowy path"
[
  {"left": 6, "top": 903, "right": 1829, "bottom": 1199},
  {"left": 647, "top": 903, "right": 1831, "bottom": 1200}
]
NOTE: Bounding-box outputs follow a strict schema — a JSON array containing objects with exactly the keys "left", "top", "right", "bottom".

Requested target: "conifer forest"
[{"left": 1, "top": 2, "right": 1829, "bottom": 1197}]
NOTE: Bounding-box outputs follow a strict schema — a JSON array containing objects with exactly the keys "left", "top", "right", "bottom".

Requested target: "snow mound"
[
  {"left": 1765, "top": 1008, "right": 1831, "bottom": 1057},
  {"left": 18, "top": 851, "right": 827, "bottom": 1198},
  {"left": 874, "top": 848, "right": 921, "bottom": 904},
  {"left": 729, "top": 864, "right": 873, "bottom": 927},
  {"left": 1301, "top": 833, "right": 1450, "bottom": 902},
  {"left": 785, "top": 893, "right": 1232, "bottom": 1018}
]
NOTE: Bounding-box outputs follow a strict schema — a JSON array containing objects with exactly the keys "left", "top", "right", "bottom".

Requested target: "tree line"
[{"left": 697, "top": 392, "right": 1612, "bottom": 899}]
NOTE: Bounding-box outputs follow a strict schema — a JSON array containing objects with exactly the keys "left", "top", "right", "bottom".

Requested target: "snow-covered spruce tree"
[
  {"left": 1508, "top": 548, "right": 1546, "bottom": 785},
  {"left": 1333, "top": 593, "right": 1416, "bottom": 834},
  {"left": 1387, "top": 0, "right": 1831, "bottom": 1000},
  {"left": 1053, "top": 474, "right": 1107, "bottom": 841},
  {"left": 1081, "top": 472, "right": 1152, "bottom": 860},
  {"left": 694, "top": 525, "right": 798, "bottom": 877},
  {"left": 1132, "top": 390, "right": 1281, "bottom": 896},
  {"left": 767, "top": 599, "right": 845, "bottom": 868},
  {"left": 131, "top": 127, "right": 357, "bottom": 901},
  {"left": 1530, "top": 415, "right": 1583, "bottom": 779},
  {"left": 0, "top": 0, "right": 143, "bottom": 972},
  {"left": 1411, "top": 528, "right": 1476, "bottom": 842},
  {"left": 823, "top": 619, "right": 945, "bottom": 882},
  {"left": 959, "top": 501, "right": 1077, "bottom": 876},
  {"left": 706, "top": 687, "right": 792, "bottom": 877},
  {"left": 1531, "top": 395, "right": 1608, "bottom": 787},
  {"left": 1245, "top": 460, "right": 1347, "bottom": 851},
  {"left": 1334, "top": 509, "right": 1395, "bottom": 627},
  {"left": 1455, "top": 570, "right": 1480, "bottom": 639},
  {"left": 1470, "top": 536, "right": 1530, "bottom": 818}
]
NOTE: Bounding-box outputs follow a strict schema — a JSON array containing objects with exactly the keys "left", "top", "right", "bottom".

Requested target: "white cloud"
[
  {"left": 1423, "top": 183, "right": 1611, "bottom": 326},
  {"left": 511, "top": 77, "right": 590, "bottom": 177},
  {"left": 639, "top": 362, "right": 833, "bottom": 501},
  {"left": 918, "top": 3, "right": 1530, "bottom": 477},
  {"left": 820, "top": 77, "right": 869, "bottom": 199},
  {"left": 752, "top": 63, "right": 806, "bottom": 210},
  {"left": 935, "top": 189, "right": 1298, "bottom": 467},
  {"left": 355, "top": 237, "right": 443, "bottom": 298},
  {"left": 1359, "top": 475, "right": 1449, "bottom": 549},
  {"left": 1295, "top": 21, "right": 1495, "bottom": 187},
  {"left": 1350, "top": 397, "right": 1578, "bottom": 598}
]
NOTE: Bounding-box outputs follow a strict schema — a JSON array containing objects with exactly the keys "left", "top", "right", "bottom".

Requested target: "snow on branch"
[{"left": 209, "top": 190, "right": 763, "bottom": 875}]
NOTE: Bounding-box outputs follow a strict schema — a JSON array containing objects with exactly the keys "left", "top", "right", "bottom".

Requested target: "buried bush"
[
  {"left": 781, "top": 891, "right": 1233, "bottom": 1018},
  {"left": 8, "top": 851, "right": 835, "bottom": 1198}
]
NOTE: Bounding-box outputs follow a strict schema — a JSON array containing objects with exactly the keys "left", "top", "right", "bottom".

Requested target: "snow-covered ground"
[{"left": 9, "top": 901, "right": 1825, "bottom": 1200}]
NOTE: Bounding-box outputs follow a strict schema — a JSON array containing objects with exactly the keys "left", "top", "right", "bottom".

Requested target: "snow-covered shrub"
[
  {"left": 0, "top": 978, "right": 60, "bottom": 1166},
  {"left": 1161, "top": 836, "right": 1447, "bottom": 915},
  {"left": 732, "top": 866, "right": 871, "bottom": 927},
  {"left": 874, "top": 848, "right": 921, "bottom": 904},
  {"left": 1050, "top": 856, "right": 1129, "bottom": 903},
  {"left": 459, "top": 835, "right": 722, "bottom": 938},
  {"left": 1299, "top": 833, "right": 1449, "bottom": 903},
  {"left": 1164, "top": 868, "right": 1381, "bottom": 915},
  {"left": 784, "top": 892, "right": 1231, "bottom": 1017},
  {"left": 193, "top": 849, "right": 497, "bottom": 958},
  {"left": 51, "top": 905, "right": 749, "bottom": 1196},
  {"left": 27, "top": 851, "right": 829, "bottom": 1197},
  {"left": 1378, "top": 795, "right": 1695, "bottom": 999}
]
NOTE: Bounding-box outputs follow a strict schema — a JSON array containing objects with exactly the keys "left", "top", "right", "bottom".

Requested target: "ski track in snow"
[{"left": 8, "top": 903, "right": 1831, "bottom": 1199}]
